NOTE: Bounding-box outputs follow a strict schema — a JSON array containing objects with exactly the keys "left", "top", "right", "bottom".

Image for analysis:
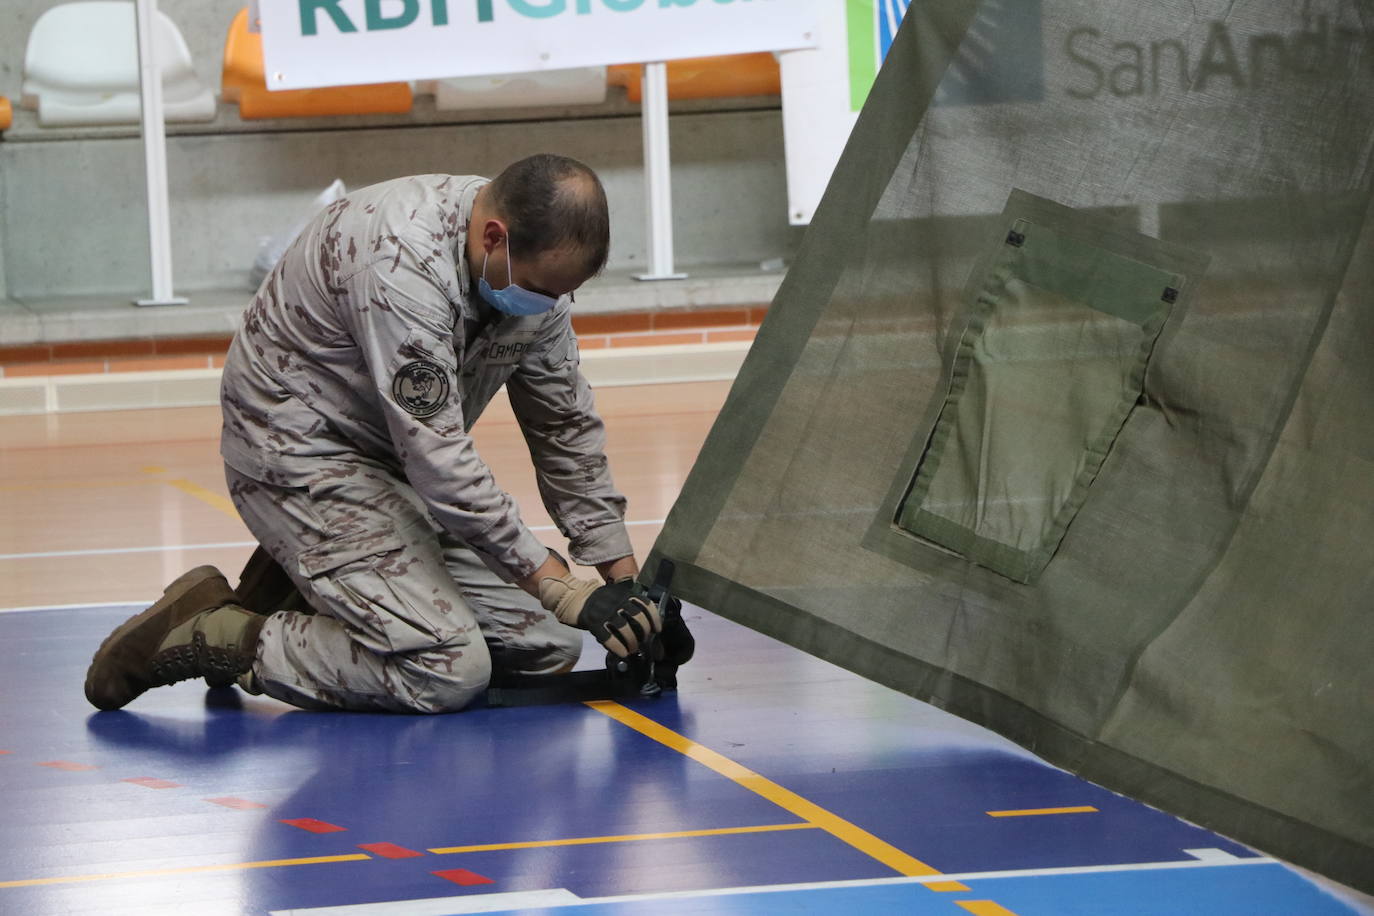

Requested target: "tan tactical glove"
[{"left": 538, "top": 572, "right": 662, "bottom": 658}]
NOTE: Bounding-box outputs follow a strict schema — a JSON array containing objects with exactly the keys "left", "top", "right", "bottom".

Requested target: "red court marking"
[
  {"left": 280, "top": 818, "right": 347, "bottom": 833},
  {"left": 358, "top": 842, "right": 424, "bottom": 859},
  {"left": 122, "top": 777, "right": 181, "bottom": 789},
  {"left": 0, "top": 750, "right": 11, "bottom": 755},
  {"left": 433, "top": 869, "right": 494, "bottom": 886},
  {"left": 38, "top": 761, "right": 98, "bottom": 772},
  {"left": 206, "top": 797, "right": 268, "bottom": 810}
]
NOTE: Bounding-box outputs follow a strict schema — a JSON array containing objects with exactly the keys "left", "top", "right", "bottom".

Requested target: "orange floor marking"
[
  {"left": 434, "top": 868, "right": 494, "bottom": 886},
  {"left": 37, "top": 760, "right": 98, "bottom": 771},
  {"left": 281, "top": 818, "right": 347, "bottom": 833},
  {"left": 958, "top": 902, "right": 1022, "bottom": 915},
  {"left": 986, "top": 806, "right": 1098, "bottom": 817},
  {"left": 206, "top": 796, "right": 268, "bottom": 810},
  {"left": 122, "top": 777, "right": 181, "bottom": 789},
  {"left": 358, "top": 842, "right": 424, "bottom": 859},
  {"left": 585, "top": 700, "right": 970, "bottom": 892}
]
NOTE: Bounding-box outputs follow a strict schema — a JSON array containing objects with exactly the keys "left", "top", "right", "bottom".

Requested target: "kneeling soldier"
[{"left": 86, "top": 155, "right": 664, "bottom": 714}]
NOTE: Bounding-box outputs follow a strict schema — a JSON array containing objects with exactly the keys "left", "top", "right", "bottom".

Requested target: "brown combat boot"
[
  {"left": 203, "top": 546, "right": 315, "bottom": 688},
  {"left": 84, "top": 566, "right": 263, "bottom": 710}
]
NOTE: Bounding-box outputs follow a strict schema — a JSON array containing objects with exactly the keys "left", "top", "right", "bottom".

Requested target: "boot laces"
[{"left": 150, "top": 632, "right": 250, "bottom": 687}]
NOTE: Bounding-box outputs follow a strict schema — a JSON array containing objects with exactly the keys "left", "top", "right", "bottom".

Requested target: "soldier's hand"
[{"left": 537, "top": 573, "right": 662, "bottom": 657}]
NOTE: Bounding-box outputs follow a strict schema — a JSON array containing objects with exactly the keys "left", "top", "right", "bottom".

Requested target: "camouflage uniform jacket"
[{"left": 220, "top": 174, "right": 631, "bottom": 582}]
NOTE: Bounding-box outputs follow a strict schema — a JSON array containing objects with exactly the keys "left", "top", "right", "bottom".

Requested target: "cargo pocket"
[
  {"left": 296, "top": 527, "right": 469, "bottom": 655},
  {"left": 894, "top": 190, "right": 1204, "bottom": 583}
]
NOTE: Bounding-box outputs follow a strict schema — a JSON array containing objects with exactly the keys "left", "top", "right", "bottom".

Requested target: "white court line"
[
  {"left": 0, "top": 521, "right": 667, "bottom": 563},
  {"left": 0, "top": 601, "right": 151, "bottom": 615},
  {"left": 558, "top": 856, "right": 1281, "bottom": 906},
  {"left": 1184, "top": 847, "right": 1245, "bottom": 861},
  {"left": 268, "top": 856, "right": 1281, "bottom": 914},
  {"left": 0, "top": 519, "right": 671, "bottom": 614},
  {"left": 0, "top": 541, "right": 258, "bottom": 561},
  {"left": 270, "top": 890, "right": 582, "bottom": 916}
]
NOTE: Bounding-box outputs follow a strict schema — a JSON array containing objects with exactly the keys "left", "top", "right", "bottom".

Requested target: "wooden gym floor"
[{"left": 1, "top": 381, "right": 1368, "bottom": 915}]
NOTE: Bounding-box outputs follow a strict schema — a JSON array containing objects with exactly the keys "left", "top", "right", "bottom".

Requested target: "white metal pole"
[
  {"left": 133, "top": 0, "right": 186, "bottom": 306},
  {"left": 634, "top": 61, "right": 686, "bottom": 281}
]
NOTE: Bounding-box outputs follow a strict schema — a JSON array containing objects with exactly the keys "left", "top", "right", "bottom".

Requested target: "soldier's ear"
[{"left": 481, "top": 219, "right": 508, "bottom": 255}]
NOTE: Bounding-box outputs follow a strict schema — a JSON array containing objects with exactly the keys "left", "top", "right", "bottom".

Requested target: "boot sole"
[{"left": 84, "top": 566, "right": 236, "bottom": 710}]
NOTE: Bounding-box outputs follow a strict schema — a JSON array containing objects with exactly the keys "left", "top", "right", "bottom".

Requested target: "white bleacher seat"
[
  {"left": 416, "top": 67, "right": 607, "bottom": 112},
  {"left": 21, "top": 1, "right": 215, "bottom": 127}
]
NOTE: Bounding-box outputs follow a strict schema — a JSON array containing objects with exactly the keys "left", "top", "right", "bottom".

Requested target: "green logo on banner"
[
  {"left": 478, "top": 0, "right": 755, "bottom": 21},
  {"left": 846, "top": 0, "right": 910, "bottom": 112},
  {"left": 299, "top": 0, "right": 449, "bottom": 35},
  {"left": 300, "top": 0, "right": 762, "bottom": 34},
  {"left": 477, "top": 0, "right": 758, "bottom": 21}
]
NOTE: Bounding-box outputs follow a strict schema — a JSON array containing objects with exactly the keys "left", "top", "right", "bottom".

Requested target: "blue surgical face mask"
[{"left": 478, "top": 237, "right": 560, "bottom": 317}]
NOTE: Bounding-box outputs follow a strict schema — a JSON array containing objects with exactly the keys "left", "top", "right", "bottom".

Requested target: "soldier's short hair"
[{"left": 487, "top": 154, "right": 611, "bottom": 278}]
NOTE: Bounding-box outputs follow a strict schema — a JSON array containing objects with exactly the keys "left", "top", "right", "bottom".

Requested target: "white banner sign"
[
  {"left": 259, "top": 0, "right": 819, "bottom": 89},
  {"left": 781, "top": 0, "right": 910, "bottom": 225}
]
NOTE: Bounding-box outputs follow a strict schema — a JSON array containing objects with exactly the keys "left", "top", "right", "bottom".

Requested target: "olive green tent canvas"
[{"left": 648, "top": 0, "right": 1374, "bottom": 893}]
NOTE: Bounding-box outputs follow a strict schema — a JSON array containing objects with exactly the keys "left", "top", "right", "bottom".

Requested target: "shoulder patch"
[{"left": 392, "top": 359, "right": 450, "bottom": 418}]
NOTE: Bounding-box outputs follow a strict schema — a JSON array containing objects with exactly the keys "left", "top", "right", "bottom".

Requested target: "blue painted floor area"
[
  {"left": 475, "top": 864, "right": 1361, "bottom": 915},
  {"left": 0, "top": 603, "right": 1363, "bottom": 915}
]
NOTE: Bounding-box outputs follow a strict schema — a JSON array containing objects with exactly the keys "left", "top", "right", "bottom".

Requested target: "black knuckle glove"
[
  {"left": 580, "top": 582, "right": 662, "bottom": 658},
  {"left": 538, "top": 574, "right": 663, "bottom": 658}
]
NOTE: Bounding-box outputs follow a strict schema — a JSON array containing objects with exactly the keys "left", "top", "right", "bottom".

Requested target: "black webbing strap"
[{"left": 484, "top": 669, "right": 643, "bottom": 707}]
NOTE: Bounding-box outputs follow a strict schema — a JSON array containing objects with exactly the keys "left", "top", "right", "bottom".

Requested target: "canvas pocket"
[{"left": 894, "top": 190, "right": 1204, "bottom": 583}]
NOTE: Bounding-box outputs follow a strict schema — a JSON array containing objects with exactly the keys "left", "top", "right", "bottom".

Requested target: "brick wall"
[{"left": 0, "top": 307, "right": 765, "bottom": 378}]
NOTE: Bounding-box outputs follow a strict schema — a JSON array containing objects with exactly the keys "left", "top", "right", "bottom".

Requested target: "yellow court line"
[
  {"left": 2, "top": 827, "right": 822, "bottom": 891},
  {"left": 958, "top": 901, "right": 1022, "bottom": 916},
  {"left": 163, "top": 477, "right": 241, "bottom": 521},
  {"left": 140, "top": 466, "right": 240, "bottom": 521},
  {"left": 0, "top": 853, "right": 371, "bottom": 890},
  {"left": 429, "top": 822, "right": 817, "bottom": 855},
  {"left": 986, "top": 806, "right": 1098, "bottom": 818},
  {"left": 584, "top": 700, "right": 970, "bottom": 893}
]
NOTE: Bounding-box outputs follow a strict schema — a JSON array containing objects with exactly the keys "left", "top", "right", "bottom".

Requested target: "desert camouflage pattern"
[
  {"left": 218, "top": 174, "right": 629, "bottom": 712},
  {"left": 226, "top": 467, "right": 582, "bottom": 713}
]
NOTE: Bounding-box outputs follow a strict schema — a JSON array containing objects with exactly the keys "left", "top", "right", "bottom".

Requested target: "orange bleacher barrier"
[
  {"left": 0, "top": 96, "right": 11, "bottom": 131},
  {"left": 222, "top": 7, "right": 411, "bottom": 120},
  {"left": 607, "top": 53, "right": 780, "bottom": 103}
]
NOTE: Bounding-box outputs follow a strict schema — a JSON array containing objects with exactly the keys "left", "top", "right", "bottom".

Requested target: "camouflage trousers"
[{"left": 225, "top": 464, "right": 582, "bottom": 713}]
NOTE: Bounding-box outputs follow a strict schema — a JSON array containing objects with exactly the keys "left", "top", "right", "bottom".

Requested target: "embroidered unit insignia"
[{"left": 392, "top": 359, "right": 449, "bottom": 418}]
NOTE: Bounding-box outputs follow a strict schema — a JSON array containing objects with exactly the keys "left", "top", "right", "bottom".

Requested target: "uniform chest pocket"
[{"left": 458, "top": 339, "right": 528, "bottom": 427}]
